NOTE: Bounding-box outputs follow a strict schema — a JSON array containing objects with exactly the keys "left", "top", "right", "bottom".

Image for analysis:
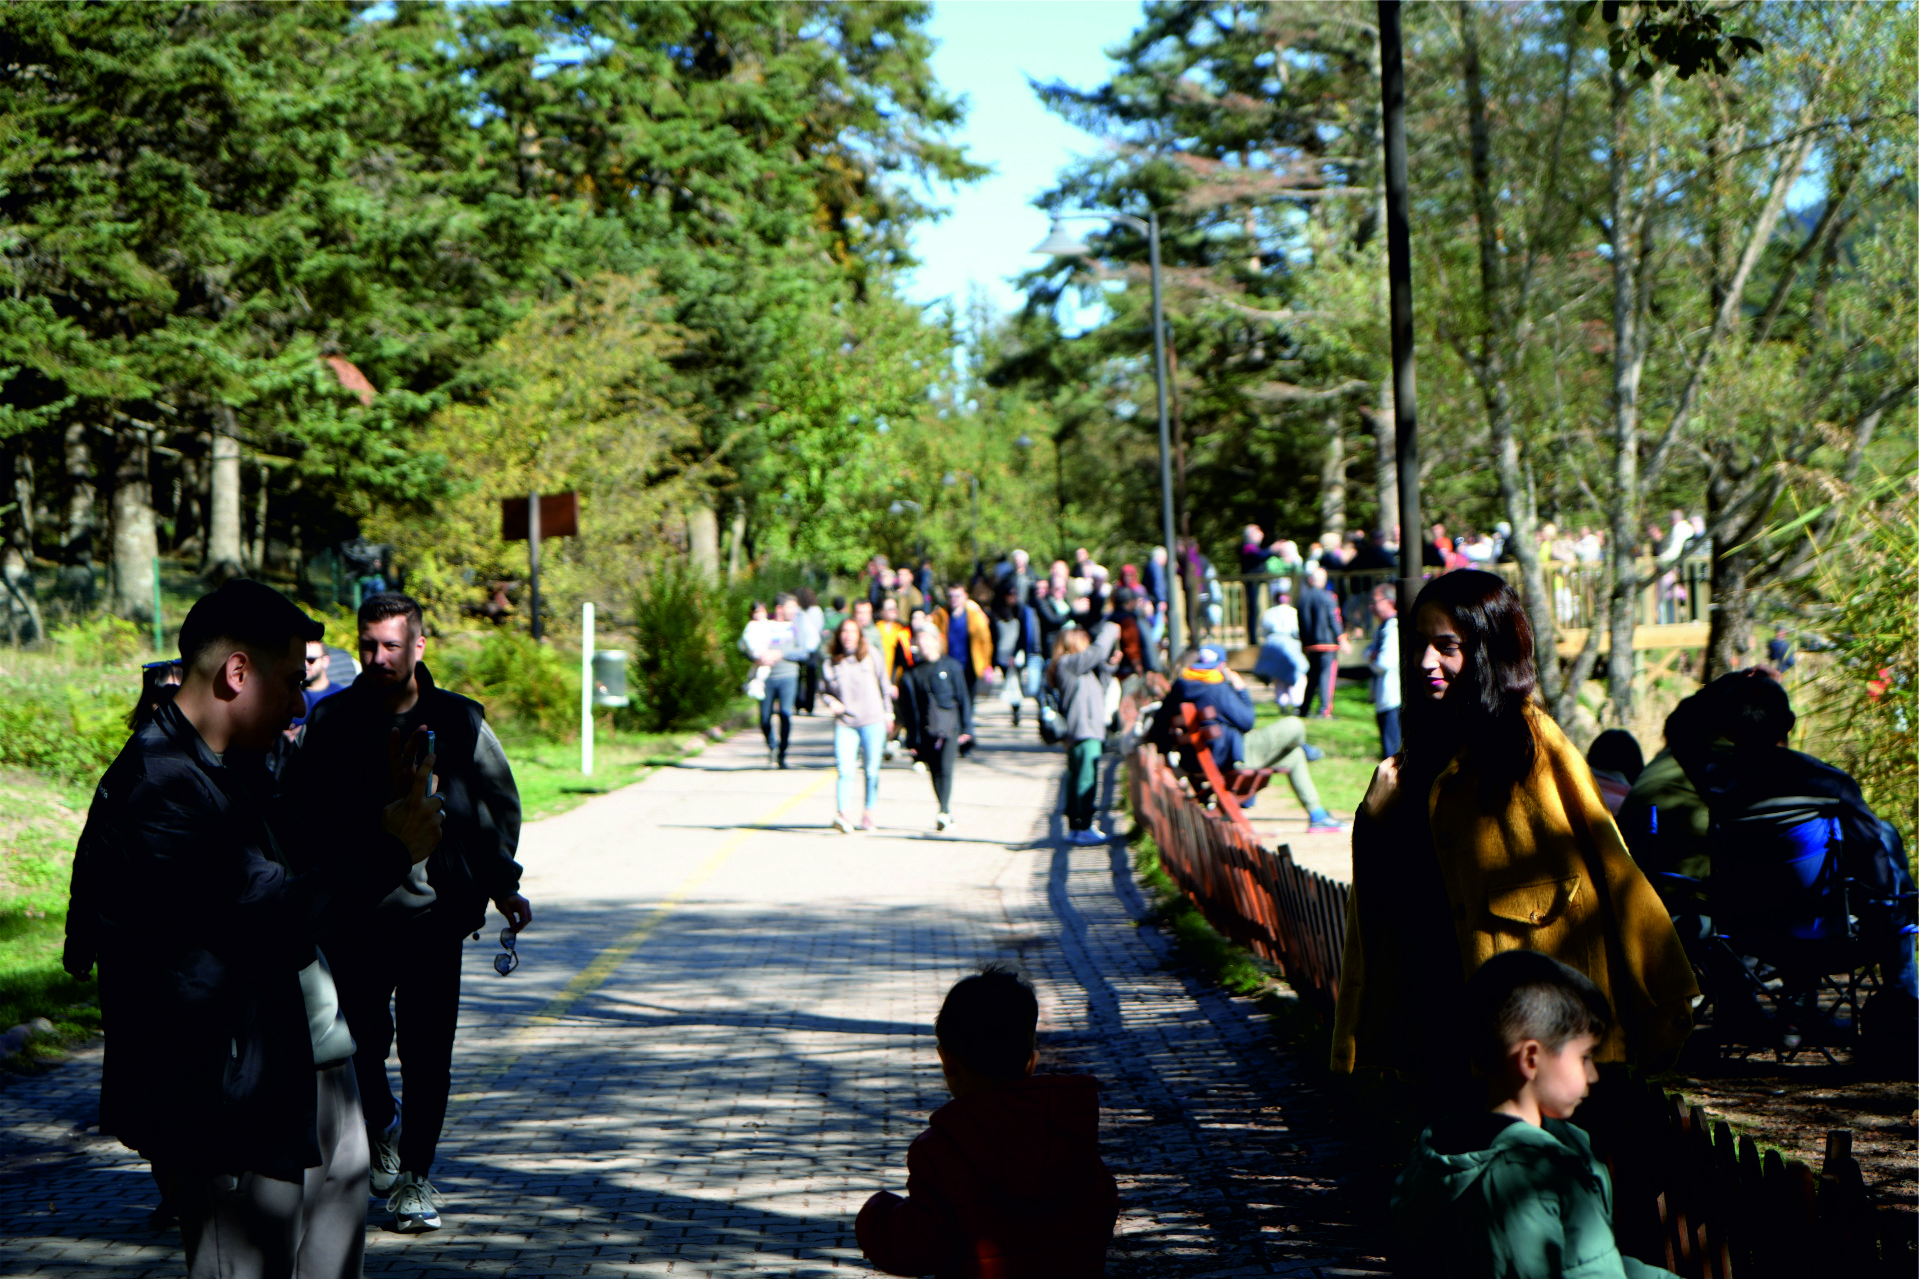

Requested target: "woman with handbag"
[
  {"left": 896, "top": 630, "right": 973, "bottom": 832},
  {"left": 1331, "top": 570, "right": 1697, "bottom": 1100},
  {"left": 820, "top": 617, "right": 894, "bottom": 833}
]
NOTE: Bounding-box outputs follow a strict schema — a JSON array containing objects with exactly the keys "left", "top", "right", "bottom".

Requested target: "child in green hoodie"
[{"left": 1390, "top": 950, "right": 1680, "bottom": 1279}]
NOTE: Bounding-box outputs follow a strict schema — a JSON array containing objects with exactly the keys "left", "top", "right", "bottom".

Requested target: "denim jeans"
[
  {"left": 1065, "top": 738, "right": 1102, "bottom": 831},
  {"left": 834, "top": 720, "right": 886, "bottom": 816}
]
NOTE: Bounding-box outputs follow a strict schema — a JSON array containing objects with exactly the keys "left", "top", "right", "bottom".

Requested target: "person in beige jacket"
[
  {"left": 1332, "top": 571, "right": 1696, "bottom": 1094},
  {"left": 821, "top": 616, "right": 895, "bottom": 834}
]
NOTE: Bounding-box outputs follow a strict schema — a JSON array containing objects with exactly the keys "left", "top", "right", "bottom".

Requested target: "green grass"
[
  {"left": 0, "top": 767, "right": 102, "bottom": 1043},
  {"left": 1129, "top": 829, "right": 1278, "bottom": 997},
  {"left": 1248, "top": 679, "right": 1381, "bottom": 818},
  {"left": 501, "top": 725, "right": 706, "bottom": 821}
]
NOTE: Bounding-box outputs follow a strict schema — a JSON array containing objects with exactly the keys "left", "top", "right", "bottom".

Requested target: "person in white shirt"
[{"left": 1365, "top": 584, "right": 1402, "bottom": 757}]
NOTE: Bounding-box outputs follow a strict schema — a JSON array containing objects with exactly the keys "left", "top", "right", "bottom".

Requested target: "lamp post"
[{"left": 1034, "top": 211, "right": 1181, "bottom": 660}]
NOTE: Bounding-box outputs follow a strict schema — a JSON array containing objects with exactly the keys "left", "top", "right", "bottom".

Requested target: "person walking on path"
[
  {"left": 1331, "top": 570, "right": 1697, "bottom": 1099},
  {"left": 1050, "top": 621, "right": 1120, "bottom": 843},
  {"left": 794, "top": 587, "right": 825, "bottom": 715},
  {"left": 820, "top": 616, "right": 894, "bottom": 834},
  {"left": 63, "top": 579, "right": 445, "bottom": 1277},
  {"left": 1298, "top": 563, "right": 1344, "bottom": 718},
  {"left": 742, "top": 595, "right": 809, "bottom": 768},
  {"left": 931, "top": 584, "right": 993, "bottom": 707},
  {"left": 1365, "top": 584, "right": 1402, "bottom": 757},
  {"left": 990, "top": 580, "right": 1025, "bottom": 723},
  {"left": 895, "top": 629, "right": 974, "bottom": 832},
  {"left": 287, "top": 591, "right": 529, "bottom": 1234}
]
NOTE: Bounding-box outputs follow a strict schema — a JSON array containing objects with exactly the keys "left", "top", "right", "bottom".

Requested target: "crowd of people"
[
  {"left": 52, "top": 540, "right": 1910, "bottom": 1279},
  {"left": 734, "top": 550, "right": 1174, "bottom": 842}
]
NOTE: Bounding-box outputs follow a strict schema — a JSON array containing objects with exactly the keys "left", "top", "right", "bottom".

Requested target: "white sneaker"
[
  {"left": 832, "top": 814, "right": 855, "bottom": 834},
  {"left": 387, "top": 1172, "right": 443, "bottom": 1232},
  {"left": 368, "top": 1112, "right": 402, "bottom": 1197},
  {"left": 936, "top": 812, "right": 953, "bottom": 831}
]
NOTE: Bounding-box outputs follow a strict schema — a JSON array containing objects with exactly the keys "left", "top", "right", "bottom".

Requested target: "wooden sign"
[{"left": 501, "top": 492, "right": 578, "bottom": 541}]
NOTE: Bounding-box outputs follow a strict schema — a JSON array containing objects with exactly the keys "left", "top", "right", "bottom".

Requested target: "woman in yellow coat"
[{"left": 1331, "top": 571, "right": 1697, "bottom": 1089}]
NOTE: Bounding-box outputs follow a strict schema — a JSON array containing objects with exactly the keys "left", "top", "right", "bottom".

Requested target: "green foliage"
[
  {"left": 0, "top": 689, "right": 128, "bottom": 787},
  {"left": 1576, "top": 0, "right": 1765, "bottom": 80},
  {"left": 435, "top": 631, "right": 579, "bottom": 741},
  {"left": 1792, "top": 466, "right": 1918, "bottom": 856},
  {"left": 630, "top": 563, "right": 745, "bottom": 732},
  {"left": 52, "top": 616, "right": 148, "bottom": 668},
  {"left": 1130, "top": 832, "right": 1274, "bottom": 998}
]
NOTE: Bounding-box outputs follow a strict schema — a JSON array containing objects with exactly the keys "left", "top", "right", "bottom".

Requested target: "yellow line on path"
[{"left": 448, "top": 771, "right": 832, "bottom": 1105}]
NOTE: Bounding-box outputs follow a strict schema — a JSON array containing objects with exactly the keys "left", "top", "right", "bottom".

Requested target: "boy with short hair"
[
  {"left": 857, "top": 966, "right": 1118, "bottom": 1277},
  {"left": 1392, "top": 950, "right": 1679, "bottom": 1279}
]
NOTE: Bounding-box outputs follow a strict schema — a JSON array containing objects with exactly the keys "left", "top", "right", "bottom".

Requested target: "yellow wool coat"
[{"left": 1331, "top": 708, "right": 1697, "bottom": 1075}]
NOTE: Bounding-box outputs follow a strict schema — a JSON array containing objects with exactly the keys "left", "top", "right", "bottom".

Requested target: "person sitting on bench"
[{"left": 1149, "top": 646, "right": 1346, "bottom": 834}]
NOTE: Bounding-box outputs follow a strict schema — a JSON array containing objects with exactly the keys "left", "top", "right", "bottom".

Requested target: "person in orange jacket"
[{"left": 930, "top": 584, "right": 993, "bottom": 705}]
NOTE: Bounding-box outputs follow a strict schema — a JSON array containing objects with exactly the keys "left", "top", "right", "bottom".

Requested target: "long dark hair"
[{"left": 1405, "top": 569, "right": 1538, "bottom": 801}]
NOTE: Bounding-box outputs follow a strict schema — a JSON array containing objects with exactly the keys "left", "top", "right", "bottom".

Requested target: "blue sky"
[{"left": 900, "top": 1, "right": 1144, "bottom": 321}]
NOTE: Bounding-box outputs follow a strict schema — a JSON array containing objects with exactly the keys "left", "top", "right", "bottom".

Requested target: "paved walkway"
[{"left": 0, "top": 706, "right": 1385, "bottom": 1277}]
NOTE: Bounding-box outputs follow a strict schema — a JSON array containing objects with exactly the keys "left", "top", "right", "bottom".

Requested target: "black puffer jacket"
[
  {"left": 285, "top": 660, "right": 522, "bottom": 938},
  {"left": 896, "top": 656, "right": 973, "bottom": 755},
  {"left": 63, "top": 700, "right": 410, "bottom": 1180}
]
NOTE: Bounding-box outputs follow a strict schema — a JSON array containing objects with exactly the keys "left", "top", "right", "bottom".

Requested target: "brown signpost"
[{"left": 501, "top": 491, "right": 578, "bottom": 640}]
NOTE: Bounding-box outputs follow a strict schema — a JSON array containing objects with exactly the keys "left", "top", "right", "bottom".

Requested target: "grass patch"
[
  {"left": 1248, "top": 678, "right": 1381, "bottom": 819},
  {"left": 503, "top": 725, "right": 704, "bottom": 821},
  {"left": 0, "top": 767, "right": 101, "bottom": 1046},
  {"left": 1129, "top": 829, "right": 1277, "bottom": 997}
]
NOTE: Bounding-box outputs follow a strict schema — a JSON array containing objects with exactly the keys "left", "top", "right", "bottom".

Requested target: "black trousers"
[
  {"left": 330, "top": 923, "right": 463, "bottom": 1178},
  {"left": 1304, "top": 649, "right": 1337, "bottom": 717},
  {"left": 925, "top": 734, "right": 958, "bottom": 811}
]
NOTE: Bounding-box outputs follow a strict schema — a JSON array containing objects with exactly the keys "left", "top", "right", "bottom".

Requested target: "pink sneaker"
[{"left": 859, "top": 813, "right": 875, "bottom": 831}]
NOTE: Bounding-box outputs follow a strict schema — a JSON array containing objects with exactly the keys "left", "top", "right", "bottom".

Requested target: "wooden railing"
[
  {"left": 1199, "top": 557, "right": 1713, "bottom": 652},
  {"left": 1124, "top": 741, "right": 1914, "bottom": 1277}
]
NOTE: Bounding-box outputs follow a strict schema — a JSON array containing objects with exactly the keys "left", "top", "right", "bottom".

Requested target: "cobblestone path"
[{"left": 1, "top": 708, "right": 1387, "bottom": 1277}]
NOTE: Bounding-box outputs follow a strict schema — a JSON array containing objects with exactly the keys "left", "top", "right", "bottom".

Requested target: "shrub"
[
  {"left": 53, "top": 615, "right": 148, "bottom": 667},
  {"left": 630, "top": 562, "right": 743, "bottom": 732},
  {"left": 0, "top": 688, "right": 128, "bottom": 785},
  {"left": 437, "top": 630, "right": 580, "bottom": 740}
]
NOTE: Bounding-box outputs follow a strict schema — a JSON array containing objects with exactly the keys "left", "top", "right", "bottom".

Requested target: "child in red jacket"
[{"left": 856, "top": 965, "right": 1119, "bottom": 1278}]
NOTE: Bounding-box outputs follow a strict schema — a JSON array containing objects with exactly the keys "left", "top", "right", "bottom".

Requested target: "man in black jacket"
[
  {"left": 64, "top": 579, "right": 444, "bottom": 1279},
  {"left": 1296, "top": 564, "right": 1344, "bottom": 719},
  {"left": 285, "top": 591, "right": 527, "bottom": 1233}
]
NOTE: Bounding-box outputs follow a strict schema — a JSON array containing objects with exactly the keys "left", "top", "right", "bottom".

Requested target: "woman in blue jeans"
[{"left": 820, "top": 617, "right": 894, "bottom": 833}]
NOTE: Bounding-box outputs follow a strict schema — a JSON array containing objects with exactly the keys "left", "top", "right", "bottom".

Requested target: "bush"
[
  {"left": 53, "top": 615, "right": 148, "bottom": 667},
  {"left": 437, "top": 630, "right": 580, "bottom": 740},
  {"left": 630, "top": 562, "right": 743, "bottom": 732},
  {"left": 0, "top": 688, "right": 128, "bottom": 785}
]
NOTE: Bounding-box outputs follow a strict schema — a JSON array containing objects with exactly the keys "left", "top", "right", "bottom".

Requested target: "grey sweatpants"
[
  {"left": 158, "top": 1062, "right": 370, "bottom": 1279},
  {"left": 1238, "top": 717, "right": 1322, "bottom": 814}
]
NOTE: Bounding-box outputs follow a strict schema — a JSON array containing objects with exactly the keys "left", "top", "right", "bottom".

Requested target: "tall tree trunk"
[
  {"left": 250, "top": 458, "right": 269, "bottom": 570},
  {"left": 109, "top": 428, "right": 159, "bottom": 621},
  {"left": 62, "top": 422, "right": 98, "bottom": 604},
  {"left": 1603, "top": 69, "right": 1652, "bottom": 727},
  {"left": 207, "top": 405, "right": 245, "bottom": 580},
  {"left": 1318, "top": 412, "right": 1346, "bottom": 539},
  {"left": 687, "top": 498, "right": 720, "bottom": 580},
  {"left": 1459, "top": 0, "right": 1560, "bottom": 705},
  {"left": 3, "top": 443, "right": 46, "bottom": 644},
  {"left": 724, "top": 499, "right": 746, "bottom": 584},
  {"left": 1370, "top": 381, "right": 1396, "bottom": 545}
]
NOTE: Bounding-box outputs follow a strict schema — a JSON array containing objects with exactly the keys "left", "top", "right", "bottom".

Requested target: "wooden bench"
[{"left": 1171, "top": 701, "right": 1273, "bottom": 835}]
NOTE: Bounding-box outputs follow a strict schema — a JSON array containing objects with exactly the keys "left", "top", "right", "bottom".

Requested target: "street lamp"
[
  {"left": 1033, "top": 211, "right": 1182, "bottom": 660},
  {"left": 942, "top": 471, "right": 980, "bottom": 579}
]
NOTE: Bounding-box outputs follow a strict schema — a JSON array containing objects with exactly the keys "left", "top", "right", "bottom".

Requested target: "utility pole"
[
  {"left": 528, "top": 489, "right": 542, "bottom": 641},
  {"left": 1379, "top": 0, "right": 1424, "bottom": 706}
]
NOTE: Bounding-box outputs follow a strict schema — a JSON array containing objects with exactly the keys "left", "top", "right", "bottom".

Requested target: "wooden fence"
[{"left": 1123, "top": 742, "right": 1914, "bottom": 1278}]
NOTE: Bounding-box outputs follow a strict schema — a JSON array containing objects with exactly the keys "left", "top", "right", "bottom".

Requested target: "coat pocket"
[{"left": 1487, "top": 877, "right": 1582, "bottom": 928}]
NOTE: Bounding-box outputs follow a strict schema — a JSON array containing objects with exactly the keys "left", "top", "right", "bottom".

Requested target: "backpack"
[{"left": 1037, "top": 678, "right": 1067, "bottom": 746}]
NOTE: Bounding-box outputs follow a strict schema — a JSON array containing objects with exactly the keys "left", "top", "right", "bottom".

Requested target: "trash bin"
[{"left": 591, "top": 650, "right": 629, "bottom": 708}]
